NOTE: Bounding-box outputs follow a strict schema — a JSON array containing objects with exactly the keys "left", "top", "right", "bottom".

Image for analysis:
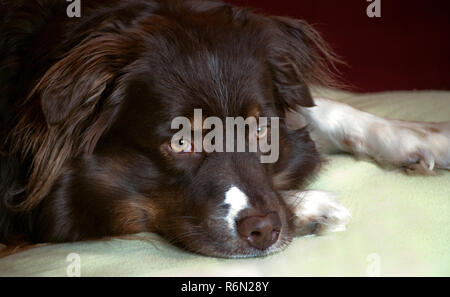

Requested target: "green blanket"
[{"left": 1, "top": 89, "right": 449, "bottom": 276}]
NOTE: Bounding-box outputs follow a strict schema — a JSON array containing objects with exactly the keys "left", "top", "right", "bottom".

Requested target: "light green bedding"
[{"left": 1, "top": 89, "right": 449, "bottom": 276}]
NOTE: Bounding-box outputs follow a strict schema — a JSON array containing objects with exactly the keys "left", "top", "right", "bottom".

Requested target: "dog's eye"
[
  {"left": 170, "top": 138, "right": 192, "bottom": 153},
  {"left": 256, "top": 126, "right": 268, "bottom": 139}
]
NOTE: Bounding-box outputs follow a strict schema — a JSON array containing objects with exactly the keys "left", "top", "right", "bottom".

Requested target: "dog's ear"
[
  {"left": 12, "top": 34, "right": 138, "bottom": 211},
  {"left": 30, "top": 34, "right": 134, "bottom": 126},
  {"left": 266, "top": 16, "right": 341, "bottom": 111}
]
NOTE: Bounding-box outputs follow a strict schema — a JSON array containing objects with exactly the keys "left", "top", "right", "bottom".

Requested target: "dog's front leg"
[
  {"left": 286, "top": 97, "right": 450, "bottom": 174},
  {"left": 282, "top": 190, "right": 351, "bottom": 236}
]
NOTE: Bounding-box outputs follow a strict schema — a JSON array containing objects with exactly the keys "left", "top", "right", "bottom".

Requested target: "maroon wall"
[{"left": 226, "top": 0, "right": 450, "bottom": 92}]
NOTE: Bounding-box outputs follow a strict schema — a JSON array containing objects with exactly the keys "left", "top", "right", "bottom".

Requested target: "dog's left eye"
[
  {"left": 256, "top": 126, "right": 268, "bottom": 139},
  {"left": 170, "top": 138, "right": 193, "bottom": 153}
]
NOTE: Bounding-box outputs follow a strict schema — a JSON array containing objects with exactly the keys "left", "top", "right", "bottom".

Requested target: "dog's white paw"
[{"left": 282, "top": 190, "right": 351, "bottom": 236}]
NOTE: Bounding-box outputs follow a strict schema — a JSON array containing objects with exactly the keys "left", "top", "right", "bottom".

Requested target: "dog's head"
[{"left": 13, "top": 0, "right": 339, "bottom": 257}]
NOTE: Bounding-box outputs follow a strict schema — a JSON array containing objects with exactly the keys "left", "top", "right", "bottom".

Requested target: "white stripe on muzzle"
[{"left": 224, "top": 186, "right": 249, "bottom": 233}]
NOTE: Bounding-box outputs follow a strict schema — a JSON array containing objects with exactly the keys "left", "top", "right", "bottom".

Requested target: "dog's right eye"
[
  {"left": 170, "top": 138, "right": 193, "bottom": 153},
  {"left": 256, "top": 126, "right": 268, "bottom": 139}
]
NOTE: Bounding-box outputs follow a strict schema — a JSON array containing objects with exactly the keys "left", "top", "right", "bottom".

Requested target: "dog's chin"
[
  {"left": 173, "top": 229, "right": 294, "bottom": 258},
  {"left": 216, "top": 238, "right": 293, "bottom": 259}
]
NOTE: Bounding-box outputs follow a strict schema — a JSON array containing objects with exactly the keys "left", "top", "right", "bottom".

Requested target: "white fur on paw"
[{"left": 283, "top": 190, "right": 351, "bottom": 236}]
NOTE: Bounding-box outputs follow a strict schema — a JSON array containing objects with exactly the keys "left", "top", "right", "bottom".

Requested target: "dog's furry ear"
[
  {"left": 267, "top": 16, "right": 342, "bottom": 111},
  {"left": 9, "top": 34, "right": 137, "bottom": 211},
  {"left": 33, "top": 35, "right": 133, "bottom": 126}
]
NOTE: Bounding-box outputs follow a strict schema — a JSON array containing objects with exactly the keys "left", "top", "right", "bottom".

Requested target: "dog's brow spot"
[
  {"left": 247, "top": 106, "right": 261, "bottom": 118},
  {"left": 224, "top": 186, "right": 249, "bottom": 233}
]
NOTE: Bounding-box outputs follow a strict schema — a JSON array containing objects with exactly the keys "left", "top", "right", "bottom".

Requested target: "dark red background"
[{"left": 226, "top": 0, "right": 450, "bottom": 92}]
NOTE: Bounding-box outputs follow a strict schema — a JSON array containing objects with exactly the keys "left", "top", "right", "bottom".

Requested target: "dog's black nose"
[{"left": 237, "top": 212, "right": 281, "bottom": 250}]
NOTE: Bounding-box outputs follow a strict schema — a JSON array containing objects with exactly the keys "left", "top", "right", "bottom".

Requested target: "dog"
[{"left": 1, "top": 0, "right": 449, "bottom": 258}]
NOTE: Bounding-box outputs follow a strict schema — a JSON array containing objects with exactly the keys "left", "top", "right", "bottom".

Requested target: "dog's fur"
[{"left": 1, "top": 0, "right": 449, "bottom": 258}]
